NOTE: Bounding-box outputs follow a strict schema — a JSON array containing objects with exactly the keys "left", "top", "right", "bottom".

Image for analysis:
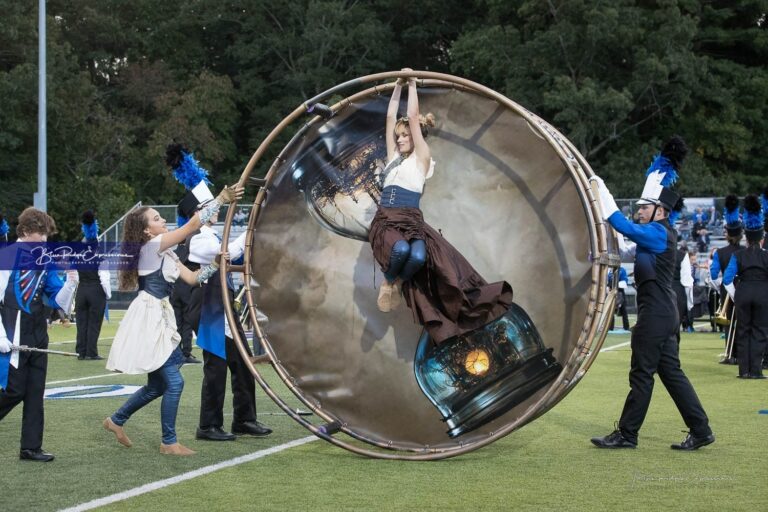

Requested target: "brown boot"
[
  {"left": 160, "top": 442, "right": 196, "bottom": 456},
  {"left": 377, "top": 280, "right": 402, "bottom": 312},
  {"left": 103, "top": 417, "right": 132, "bottom": 447}
]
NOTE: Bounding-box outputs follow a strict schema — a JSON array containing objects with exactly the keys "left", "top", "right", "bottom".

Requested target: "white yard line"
[
  {"left": 47, "top": 373, "right": 123, "bottom": 385},
  {"left": 58, "top": 436, "right": 319, "bottom": 512},
  {"left": 600, "top": 340, "right": 631, "bottom": 352}
]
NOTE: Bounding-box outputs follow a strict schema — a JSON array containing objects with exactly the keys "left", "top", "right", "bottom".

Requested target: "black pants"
[
  {"left": 171, "top": 281, "right": 194, "bottom": 358},
  {"left": 0, "top": 351, "right": 47, "bottom": 450},
  {"left": 673, "top": 283, "right": 690, "bottom": 330},
  {"left": 618, "top": 314, "right": 711, "bottom": 443},
  {"left": 75, "top": 284, "right": 106, "bottom": 358},
  {"left": 708, "top": 289, "right": 719, "bottom": 332},
  {"left": 199, "top": 334, "right": 257, "bottom": 429},
  {"left": 734, "top": 282, "right": 768, "bottom": 376},
  {"left": 609, "top": 290, "right": 630, "bottom": 331}
]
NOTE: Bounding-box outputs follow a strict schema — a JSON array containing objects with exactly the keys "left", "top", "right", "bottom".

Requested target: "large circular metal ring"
[{"left": 220, "top": 71, "right": 619, "bottom": 460}]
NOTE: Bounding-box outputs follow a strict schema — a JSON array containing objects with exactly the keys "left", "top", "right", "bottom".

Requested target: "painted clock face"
[{"left": 249, "top": 86, "right": 593, "bottom": 450}]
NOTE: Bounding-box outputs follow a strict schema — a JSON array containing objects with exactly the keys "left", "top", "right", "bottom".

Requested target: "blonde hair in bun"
[{"left": 396, "top": 112, "right": 437, "bottom": 138}]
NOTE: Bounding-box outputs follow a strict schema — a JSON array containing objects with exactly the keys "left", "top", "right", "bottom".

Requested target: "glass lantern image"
[{"left": 414, "top": 303, "right": 561, "bottom": 438}]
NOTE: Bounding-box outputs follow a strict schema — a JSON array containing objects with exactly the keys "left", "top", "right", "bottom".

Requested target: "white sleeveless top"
[{"left": 382, "top": 153, "right": 435, "bottom": 194}]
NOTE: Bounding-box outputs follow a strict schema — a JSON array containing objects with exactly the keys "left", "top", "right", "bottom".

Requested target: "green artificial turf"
[{"left": 2, "top": 317, "right": 765, "bottom": 512}]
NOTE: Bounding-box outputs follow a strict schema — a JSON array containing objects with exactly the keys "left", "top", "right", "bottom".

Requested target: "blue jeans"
[{"left": 111, "top": 347, "right": 184, "bottom": 444}]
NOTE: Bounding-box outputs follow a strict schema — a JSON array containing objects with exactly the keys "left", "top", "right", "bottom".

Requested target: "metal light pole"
[{"left": 33, "top": 0, "right": 47, "bottom": 211}]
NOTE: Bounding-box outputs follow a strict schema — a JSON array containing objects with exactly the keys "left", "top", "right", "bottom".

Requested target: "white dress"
[{"left": 106, "top": 235, "right": 182, "bottom": 374}]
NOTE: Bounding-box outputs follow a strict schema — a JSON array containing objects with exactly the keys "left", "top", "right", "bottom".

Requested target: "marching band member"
[
  {"left": 710, "top": 195, "right": 744, "bottom": 364},
  {"left": 75, "top": 210, "right": 111, "bottom": 360},
  {"left": 0, "top": 208, "right": 77, "bottom": 461},
  {"left": 722, "top": 194, "right": 768, "bottom": 379},
  {"left": 589, "top": 136, "right": 714, "bottom": 450}
]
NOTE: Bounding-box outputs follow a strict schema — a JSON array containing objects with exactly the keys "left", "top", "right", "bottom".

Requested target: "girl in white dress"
[{"left": 103, "top": 184, "right": 242, "bottom": 455}]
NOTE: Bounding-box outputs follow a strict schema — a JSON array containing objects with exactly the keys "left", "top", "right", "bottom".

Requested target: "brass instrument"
[{"left": 715, "top": 293, "right": 732, "bottom": 326}]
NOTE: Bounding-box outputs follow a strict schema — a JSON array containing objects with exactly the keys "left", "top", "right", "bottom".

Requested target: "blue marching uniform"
[
  {"left": 0, "top": 254, "right": 76, "bottom": 451},
  {"left": 606, "top": 212, "right": 712, "bottom": 444}
]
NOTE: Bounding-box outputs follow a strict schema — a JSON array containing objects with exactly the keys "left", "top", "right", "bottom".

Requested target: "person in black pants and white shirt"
[
  {"left": 75, "top": 210, "right": 111, "bottom": 360},
  {"left": 184, "top": 206, "right": 271, "bottom": 441}
]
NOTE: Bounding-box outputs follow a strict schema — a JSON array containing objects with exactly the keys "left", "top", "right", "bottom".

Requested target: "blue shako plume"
[
  {"left": 166, "top": 142, "right": 212, "bottom": 190},
  {"left": 646, "top": 135, "right": 687, "bottom": 187}
]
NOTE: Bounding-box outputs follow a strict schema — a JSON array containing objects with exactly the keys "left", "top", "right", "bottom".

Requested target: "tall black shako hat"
[
  {"left": 637, "top": 136, "right": 687, "bottom": 211},
  {"left": 743, "top": 193, "right": 764, "bottom": 243},
  {"left": 166, "top": 143, "right": 214, "bottom": 224},
  {"left": 723, "top": 194, "right": 743, "bottom": 237}
]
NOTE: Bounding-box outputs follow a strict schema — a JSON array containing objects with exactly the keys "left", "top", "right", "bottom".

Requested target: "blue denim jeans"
[{"left": 111, "top": 347, "right": 184, "bottom": 444}]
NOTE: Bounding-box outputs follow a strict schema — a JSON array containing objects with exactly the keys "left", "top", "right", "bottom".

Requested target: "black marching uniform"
[
  {"left": 0, "top": 262, "right": 76, "bottom": 460},
  {"left": 170, "top": 241, "right": 196, "bottom": 361},
  {"left": 724, "top": 246, "right": 768, "bottom": 378},
  {"left": 187, "top": 226, "right": 269, "bottom": 438},
  {"left": 75, "top": 268, "right": 109, "bottom": 359},
  {"left": 591, "top": 205, "right": 714, "bottom": 449}
]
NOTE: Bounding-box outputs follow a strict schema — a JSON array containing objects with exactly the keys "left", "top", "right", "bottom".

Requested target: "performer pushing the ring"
[
  {"left": 369, "top": 70, "right": 513, "bottom": 345},
  {"left": 103, "top": 171, "right": 243, "bottom": 456},
  {"left": 589, "top": 136, "right": 714, "bottom": 451},
  {"left": 164, "top": 142, "right": 273, "bottom": 442}
]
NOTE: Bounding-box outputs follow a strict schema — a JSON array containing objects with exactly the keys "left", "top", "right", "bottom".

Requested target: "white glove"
[
  {"left": 724, "top": 282, "right": 736, "bottom": 301},
  {"left": 589, "top": 176, "right": 619, "bottom": 220},
  {"left": 66, "top": 270, "right": 79, "bottom": 283},
  {"left": 0, "top": 336, "right": 12, "bottom": 354}
]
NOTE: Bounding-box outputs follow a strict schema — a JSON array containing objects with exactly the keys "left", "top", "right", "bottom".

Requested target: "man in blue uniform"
[
  {"left": 589, "top": 137, "right": 714, "bottom": 451},
  {"left": 0, "top": 208, "right": 77, "bottom": 461}
]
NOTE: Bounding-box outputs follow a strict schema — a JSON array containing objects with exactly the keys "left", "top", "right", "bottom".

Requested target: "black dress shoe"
[
  {"left": 719, "top": 357, "right": 738, "bottom": 365},
  {"left": 590, "top": 429, "right": 637, "bottom": 449},
  {"left": 196, "top": 426, "right": 236, "bottom": 441},
  {"left": 671, "top": 432, "right": 715, "bottom": 450},
  {"left": 77, "top": 354, "right": 86, "bottom": 360},
  {"left": 749, "top": 373, "right": 767, "bottom": 379},
  {"left": 183, "top": 355, "right": 202, "bottom": 364},
  {"left": 232, "top": 421, "right": 272, "bottom": 437},
  {"left": 19, "top": 448, "right": 55, "bottom": 462},
  {"left": 86, "top": 355, "right": 104, "bottom": 360}
]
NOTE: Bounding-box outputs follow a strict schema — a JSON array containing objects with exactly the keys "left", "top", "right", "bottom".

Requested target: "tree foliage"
[{"left": 0, "top": 0, "right": 766, "bottom": 238}]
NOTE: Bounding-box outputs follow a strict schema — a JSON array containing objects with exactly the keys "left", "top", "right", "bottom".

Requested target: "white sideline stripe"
[
  {"left": 58, "top": 436, "right": 319, "bottom": 512},
  {"left": 600, "top": 341, "right": 631, "bottom": 352}
]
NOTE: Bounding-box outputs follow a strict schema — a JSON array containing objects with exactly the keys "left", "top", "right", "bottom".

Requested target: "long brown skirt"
[{"left": 369, "top": 206, "right": 513, "bottom": 345}]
